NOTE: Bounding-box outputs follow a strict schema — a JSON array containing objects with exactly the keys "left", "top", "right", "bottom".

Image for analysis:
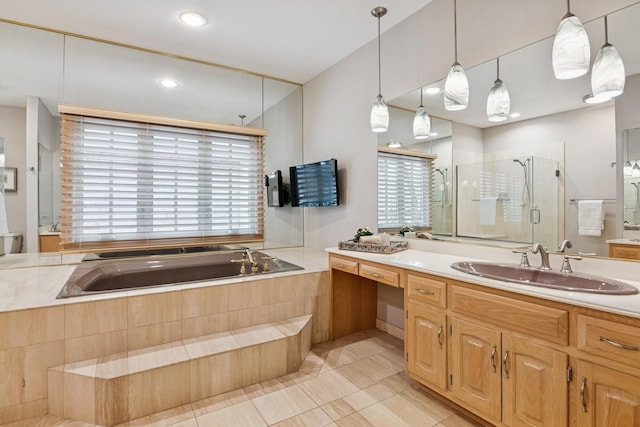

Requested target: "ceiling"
[{"left": 0, "top": 0, "right": 434, "bottom": 84}]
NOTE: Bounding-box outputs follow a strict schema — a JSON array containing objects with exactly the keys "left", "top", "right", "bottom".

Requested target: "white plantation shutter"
[
  {"left": 59, "top": 107, "right": 265, "bottom": 252},
  {"left": 377, "top": 149, "right": 435, "bottom": 230}
]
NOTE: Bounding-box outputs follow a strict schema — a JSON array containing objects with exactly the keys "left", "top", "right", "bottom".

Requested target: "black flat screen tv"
[{"left": 289, "top": 159, "right": 339, "bottom": 207}]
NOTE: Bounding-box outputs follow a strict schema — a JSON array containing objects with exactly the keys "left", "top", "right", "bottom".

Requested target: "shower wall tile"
[{"left": 65, "top": 298, "right": 127, "bottom": 339}]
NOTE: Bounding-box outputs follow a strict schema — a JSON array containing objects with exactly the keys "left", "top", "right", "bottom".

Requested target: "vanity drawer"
[
  {"left": 329, "top": 255, "right": 358, "bottom": 274},
  {"left": 359, "top": 263, "right": 401, "bottom": 287},
  {"left": 450, "top": 285, "right": 568, "bottom": 345},
  {"left": 577, "top": 315, "right": 640, "bottom": 366},
  {"left": 609, "top": 244, "right": 640, "bottom": 260},
  {"left": 407, "top": 274, "right": 446, "bottom": 307}
]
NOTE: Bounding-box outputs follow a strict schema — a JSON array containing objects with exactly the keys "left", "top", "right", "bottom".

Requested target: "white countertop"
[
  {"left": 0, "top": 247, "right": 328, "bottom": 312},
  {"left": 327, "top": 247, "right": 640, "bottom": 320},
  {"left": 606, "top": 238, "right": 640, "bottom": 246}
]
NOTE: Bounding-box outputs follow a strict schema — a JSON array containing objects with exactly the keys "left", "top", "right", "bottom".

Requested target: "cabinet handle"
[
  {"left": 580, "top": 377, "right": 587, "bottom": 412},
  {"left": 370, "top": 272, "right": 384, "bottom": 278},
  {"left": 490, "top": 345, "right": 497, "bottom": 372},
  {"left": 599, "top": 335, "right": 640, "bottom": 351},
  {"left": 336, "top": 263, "right": 346, "bottom": 268},
  {"left": 437, "top": 326, "right": 443, "bottom": 349},
  {"left": 416, "top": 287, "right": 435, "bottom": 295},
  {"left": 502, "top": 350, "right": 510, "bottom": 379}
]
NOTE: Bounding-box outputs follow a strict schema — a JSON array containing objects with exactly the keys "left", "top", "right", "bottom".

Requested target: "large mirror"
[
  {"left": 380, "top": 1, "right": 640, "bottom": 258},
  {"left": 0, "top": 19, "right": 304, "bottom": 262}
]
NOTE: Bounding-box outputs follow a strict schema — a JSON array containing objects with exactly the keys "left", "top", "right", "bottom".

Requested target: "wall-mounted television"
[{"left": 289, "top": 159, "right": 339, "bottom": 207}]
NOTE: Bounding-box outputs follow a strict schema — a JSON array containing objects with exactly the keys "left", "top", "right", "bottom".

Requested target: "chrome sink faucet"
[
  {"left": 558, "top": 239, "right": 572, "bottom": 252},
  {"left": 531, "top": 243, "right": 552, "bottom": 270}
]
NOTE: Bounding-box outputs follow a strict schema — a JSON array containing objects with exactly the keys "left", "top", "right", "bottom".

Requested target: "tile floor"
[{"left": 5, "top": 330, "right": 480, "bottom": 427}]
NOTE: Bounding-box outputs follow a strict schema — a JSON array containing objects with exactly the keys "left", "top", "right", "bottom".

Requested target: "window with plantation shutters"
[
  {"left": 377, "top": 148, "right": 435, "bottom": 231},
  {"left": 59, "top": 106, "right": 266, "bottom": 252}
]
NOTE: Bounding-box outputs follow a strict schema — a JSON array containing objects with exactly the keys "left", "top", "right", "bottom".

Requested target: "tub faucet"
[
  {"left": 531, "top": 243, "right": 552, "bottom": 270},
  {"left": 244, "top": 249, "right": 259, "bottom": 273}
]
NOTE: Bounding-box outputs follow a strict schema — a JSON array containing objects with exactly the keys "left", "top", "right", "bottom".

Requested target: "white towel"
[
  {"left": 479, "top": 197, "right": 497, "bottom": 226},
  {"left": 578, "top": 200, "right": 604, "bottom": 236}
]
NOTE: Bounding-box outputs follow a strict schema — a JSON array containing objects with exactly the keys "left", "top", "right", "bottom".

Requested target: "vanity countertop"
[
  {"left": 326, "top": 247, "right": 640, "bottom": 320},
  {"left": 0, "top": 247, "right": 328, "bottom": 312},
  {"left": 607, "top": 238, "right": 640, "bottom": 246}
]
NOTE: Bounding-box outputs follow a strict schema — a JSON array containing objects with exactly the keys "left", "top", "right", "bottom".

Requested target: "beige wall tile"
[
  {"left": 269, "top": 300, "right": 299, "bottom": 323},
  {"left": 127, "top": 342, "right": 188, "bottom": 374},
  {"left": 65, "top": 330, "right": 127, "bottom": 364},
  {"left": 64, "top": 298, "right": 127, "bottom": 339},
  {"left": 189, "top": 351, "right": 243, "bottom": 402},
  {"left": 96, "top": 376, "right": 128, "bottom": 426},
  {"left": 228, "top": 280, "right": 270, "bottom": 311},
  {"left": 181, "top": 312, "right": 228, "bottom": 340},
  {"left": 47, "top": 368, "right": 64, "bottom": 417},
  {"left": 267, "top": 277, "right": 296, "bottom": 304},
  {"left": 127, "top": 320, "right": 182, "bottom": 351},
  {"left": 63, "top": 372, "right": 96, "bottom": 424},
  {"left": 0, "top": 347, "right": 25, "bottom": 407},
  {"left": 127, "top": 291, "right": 181, "bottom": 328},
  {"left": 0, "top": 307, "right": 64, "bottom": 350},
  {"left": 0, "top": 399, "right": 48, "bottom": 425},
  {"left": 128, "top": 363, "right": 190, "bottom": 420},
  {"left": 183, "top": 332, "right": 239, "bottom": 359},
  {"left": 23, "top": 341, "right": 65, "bottom": 402},
  {"left": 124, "top": 403, "right": 196, "bottom": 426},
  {"left": 231, "top": 324, "right": 284, "bottom": 347},
  {"left": 181, "top": 285, "right": 228, "bottom": 319},
  {"left": 228, "top": 306, "right": 269, "bottom": 330}
]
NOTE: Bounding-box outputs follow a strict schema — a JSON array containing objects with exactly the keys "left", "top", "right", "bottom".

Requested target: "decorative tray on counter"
[{"left": 338, "top": 240, "right": 408, "bottom": 254}]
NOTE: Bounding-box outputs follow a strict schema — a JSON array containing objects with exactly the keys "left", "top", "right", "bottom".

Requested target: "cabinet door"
[
  {"left": 406, "top": 302, "right": 447, "bottom": 390},
  {"left": 502, "top": 334, "right": 568, "bottom": 426},
  {"left": 450, "top": 317, "right": 502, "bottom": 422},
  {"left": 577, "top": 360, "right": 640, "bottom": 427}
]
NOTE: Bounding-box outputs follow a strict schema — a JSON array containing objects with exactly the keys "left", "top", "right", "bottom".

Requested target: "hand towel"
[
  {"left": 479, "top": 197, "right": 497, "bottom": 226},
  {"left": 578, "top": 200, "right": 604, "bottom": 236}
]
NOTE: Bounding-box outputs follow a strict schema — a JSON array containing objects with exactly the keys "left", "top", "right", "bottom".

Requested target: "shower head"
[
  {"left": 435, "top": 168, "right": 445, "bottom": 178},
  {"left": 632, "top": 182, "right": 639, "bottom": 189},
  {"left": 513, "top": 159, "right": 527, "bottom": 167}
]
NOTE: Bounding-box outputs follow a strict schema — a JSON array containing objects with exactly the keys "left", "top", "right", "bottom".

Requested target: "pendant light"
[
  {"left": 633, "top": 162, "right": 640, "bottom": 179},
  {"left": 591, "top": 15, "right": 625, "bottom": 100},
  {"left": 370, "top": 6, "right": 389, "bottom": 133},
  {"left": 552, "top": 0, "right": 590, "bottom": 80},
  {"left": 413, "top": 88, "right": 431, "bottom": 140},
  {"left": 624, "top": 130, "right": 633, "bottom": 177},
  {"left": 444, "top": 0, "right": 469, "bottom": 111},
  {"left": 486, "top": 58, "right": 510, "bottom": 122}
]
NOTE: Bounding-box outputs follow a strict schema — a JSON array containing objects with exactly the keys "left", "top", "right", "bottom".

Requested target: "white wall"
[{"left": 0, "top": 106, "right": 27, "bottom": 250}]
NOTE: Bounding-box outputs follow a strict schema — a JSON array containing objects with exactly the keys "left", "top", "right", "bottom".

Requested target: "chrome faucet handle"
[
  {"left": 230, "top": 258, "right": 247, "bottom": 275},
  {"left": 560, "top": 255, "right": 582, "bottom": 273},
  {"left": 511, "top": 249, "right": 531, "bottom": 267},
  {"left": 261, "top": 256, "right": 276, "bottom": 272}
]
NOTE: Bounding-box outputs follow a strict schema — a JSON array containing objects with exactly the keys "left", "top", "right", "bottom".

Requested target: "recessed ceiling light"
[
  {"left": 159, "top": 79, "right": 179, "bottom": 88},
  {"left": 425, "top": 87, "right": 441, "bottom": 95},
  {"left": 429, "top": 132, "right": 438, "bottom": 137},
  {"left": 510, "top": 112, "right": 521, "bottom": 118},
  {"left": 179, "top": 11, "right": 207, "bottom": 27},
  {"left": 583, "top": 93, "right": 611, "bottom": 104},
  {"left": 387, "top": 141, "right": 402, "bottom": 148}
]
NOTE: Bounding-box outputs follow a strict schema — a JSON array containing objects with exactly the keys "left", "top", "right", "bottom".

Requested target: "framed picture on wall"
[{"left": 3, "top": 167, "right": 17, "bottom": 192}]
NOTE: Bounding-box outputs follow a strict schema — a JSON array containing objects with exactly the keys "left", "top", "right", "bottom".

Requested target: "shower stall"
[
  {"left": 456, "top": 156, "right": 559, "bottom": 248},
  {"left": 432, "top": 167, "right": 452, "bottom": 235}
]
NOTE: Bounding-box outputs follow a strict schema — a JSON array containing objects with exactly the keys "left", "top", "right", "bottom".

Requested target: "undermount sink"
[{"left": 450, "top": 261, "right": 639, "bottom": 295}]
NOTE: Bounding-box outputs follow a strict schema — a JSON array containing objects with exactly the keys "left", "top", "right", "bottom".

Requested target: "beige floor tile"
[
  {"left": 342, "top": 337, "right": 397, "bottom": 359},
  {"left": 378, "top": 372, "right": 413, "bottom": 394},
  {"left": 359, "top": 392, "right": 441, "bottom": 427},
  {"left": 397, "top": 386, "right": 455, "bottom": 422},
  {"left": 335, "top": 412, "right": 374, "bottom": 427},
  {"left": 190, "top": 388, "right": 248, "bottom": 416},
  {"left": 342, "top": 383, "right": 397, "bottom": 412},
  {"left": 127, "top": 341, "right": 188, "bottom": 374},
  {"left": 195, "top": 400, "right": 267, "bottom": 426},
  {"left": 435, "top": 413, "right": 483, "bottom": 427},
  {"left": 271, "top": 407, "right": 334, "bottom": 427},
  {"left": 335, "top": 356, "right": 396, "bottom": 389},
  {"left": 323, "top": 347, "right": 362, "bottom": 370},
  {"left": 243, "top": 376, "right": 299, "bottom": 399},
  {"left": 298, "top": 370, "right": 360, "bottom": 406},
  {"left": 252, "top": 384, "right": 317, "bottom": 424},
  {"left": 320, "top": 399, "right": 356, "bottom": 421},
  {"left": 231, "top": 323, "right": 284, "bottom": 347}
]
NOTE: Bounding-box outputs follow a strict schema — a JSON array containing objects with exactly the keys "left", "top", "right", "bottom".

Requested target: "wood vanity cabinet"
[
  {"left": 608, "top": 242, "right": 640, "bottom": 260},
  {"left": 39, "top": 234, "right": 60, "bottom": 252}
]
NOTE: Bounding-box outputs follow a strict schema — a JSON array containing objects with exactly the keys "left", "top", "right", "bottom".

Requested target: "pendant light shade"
[
  {"left": 552, "top": 1, "right": 590, "bottom": 80},
  {"left": 370, "top": 7, "right": 388, "bottom": 133},
  {"left": 413, "top": 88, "right": 431, "bottom": 140},
  {"left": 591, "top": 16, "right": 625, "bottom": 100},
  {"left": 633, "top": 162, "right": 640, "bottom": 178},
  {"left": 487, "top": 58, "right": 510, "bottom": 123},
  {"left": 624, "top": 161, "right": 633, "bottom": 177},
  {"left": 444, "top": 0, "right": 469, "bottom": 111}
]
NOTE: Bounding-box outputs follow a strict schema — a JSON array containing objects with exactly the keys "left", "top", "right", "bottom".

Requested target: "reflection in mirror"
[
  {"left": 623, "top": 128, "right": 640, "bottom": 229},
  {"left": 378, "top": 106, "right": 453, "bottom": 236},
  {"left": 382, "top": 2, "right": 640, "bottom": 258},
  {"left": 0, "top": 18, "right": 304, "bottom": 266}
]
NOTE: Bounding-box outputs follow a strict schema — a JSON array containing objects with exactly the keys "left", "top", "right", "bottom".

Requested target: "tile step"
[{"left": 48, "top": 314, "right": 313, "bottom": 425}]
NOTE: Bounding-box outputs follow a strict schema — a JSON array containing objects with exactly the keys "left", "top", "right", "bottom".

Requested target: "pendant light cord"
[
  {"left": 377, "top": 15, "right": 382, "bottom": 96},
  {"left": 604, "top": 15, "right": 609, "bottom": 44},
  {"left": 453, "top": 0, "right": 458, "bottom": 62},
  {"left": 496, "top": 57, "right": 500, "bottom": 79}
]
